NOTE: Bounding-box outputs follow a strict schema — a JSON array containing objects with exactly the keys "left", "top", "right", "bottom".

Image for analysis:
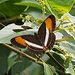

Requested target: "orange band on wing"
[
  {"left": 45, "top": 18, "right": 52, "bottom": 31},
  {"left": 15, "top": 36, "right": 27, "bottom": 47}
]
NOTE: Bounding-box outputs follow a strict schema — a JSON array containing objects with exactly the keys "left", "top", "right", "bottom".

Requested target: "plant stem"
[
  {"left": 0, "top": 16, "right": 19, "bottom": 23},
  {"left": 44, "top": 0, "right": 54, "bottom": 15},
  {"left": 56, "top": 37, "right": 73, "bottom": 42},
  {"left": 46, "top": 52, "right": 64, "bottom": 71},
  {"left": 2, "top": 43, "right": 37, "bottom": 62}
]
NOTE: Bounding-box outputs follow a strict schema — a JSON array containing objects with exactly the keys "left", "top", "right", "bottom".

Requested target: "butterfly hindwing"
[{"left": 11, "top": 36, "right": 27, "bottom": 48}]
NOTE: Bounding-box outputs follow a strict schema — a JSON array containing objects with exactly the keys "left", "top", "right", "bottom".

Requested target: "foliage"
[{"left": 0, "top": 0, "right": 75, "bottom": 75}]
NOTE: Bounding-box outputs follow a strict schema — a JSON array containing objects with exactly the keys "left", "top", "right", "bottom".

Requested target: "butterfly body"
[{"left": 11, "top": 15, "right": 56, "bottom": 54}]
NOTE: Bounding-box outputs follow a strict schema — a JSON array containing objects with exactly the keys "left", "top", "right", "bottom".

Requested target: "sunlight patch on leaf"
[
  {"left": 0, "top": 0, "right": 8, "bottom": 3},
  {"left": 0, "top": 22, "right": 37, "bottom": 44}
]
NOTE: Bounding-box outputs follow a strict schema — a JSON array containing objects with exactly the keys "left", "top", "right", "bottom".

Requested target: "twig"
[
  {"left": 0, "top": 22, "right": 5, "bottom": 29},
  {"left": 0, "top": 22, "right": 5, "bottom": 27},
  {"left": 56, "top": 37, "right": 73, "bottom": 42}
]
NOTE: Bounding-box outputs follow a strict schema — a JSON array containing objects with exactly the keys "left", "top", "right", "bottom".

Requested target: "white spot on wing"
[
  {"left": 44, "top": 28, "right": 49, "bottom": 46},
  {"left": 25, "top": 40, "right": 43, "bottom": 49}
]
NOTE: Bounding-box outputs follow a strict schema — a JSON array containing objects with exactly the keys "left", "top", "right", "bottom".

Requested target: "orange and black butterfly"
[{"left": 11, "top": 15, "right": 56, "bottom": 54}]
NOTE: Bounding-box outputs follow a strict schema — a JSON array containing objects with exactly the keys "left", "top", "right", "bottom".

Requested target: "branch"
[
  {"left": 2, "top": 43, "right": 37, "bottom": 62},
  {"left": 0, "top": 16, "right": 19, "bottom": 23}
]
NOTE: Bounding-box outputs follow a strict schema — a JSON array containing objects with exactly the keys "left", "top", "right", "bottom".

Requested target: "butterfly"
[{"left": 11, "top": 15, "right": 56, "bottom": 54}]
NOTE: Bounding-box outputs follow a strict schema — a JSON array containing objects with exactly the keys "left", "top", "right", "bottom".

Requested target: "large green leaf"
[
  {"left": 11, "top": 57, "right": 32, "bottom": 75},
  {"left": 7, "top": 52, "right": 20, "bottom": 71},
  {"left": 15, "top": 0, "right": 41, "bottom": 9},
  {"left": 25, "top": 63, "right": 44, "bottom": 75},
  {"left": 47, "top": 0, "right": 74, "bottom": 18},
  {"left": 0, "top": 0, "right": 25, "bottom": 17}
]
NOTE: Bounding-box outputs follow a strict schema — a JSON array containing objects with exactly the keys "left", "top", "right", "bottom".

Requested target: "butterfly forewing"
[
  {"left": 42, "top": 15, "right": 56, "bottom": 32},
  {"left": 38, "top": 22, "right": 46, "bottom": 46},
  {"left": 21, "top": 34, "right": 43, "bottom": 46},
  {"left": 44, "top": 28, "right": 50, "bottom": 46}
]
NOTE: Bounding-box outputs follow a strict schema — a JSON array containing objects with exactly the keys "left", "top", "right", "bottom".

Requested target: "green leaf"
[
  {"left": 7, "top": 47, "right": 32, "bottom": 75},
  {"left": 59, "top": 42, "right": 75, "bottom": 57},
  {"left": 11, "top": 57, "right": 32, "bottom": 75},
  {"left": 51, "top": 50, "right": 66, "bottom": 61},
  {"left": 70, "top": 5, "right": 75, "bottom": 16},
  {"left": 25, "top": 63, "right": 44, "bottom": 75},
  {"left": 15, "top": 0, "right": 41, "bottom": 9},
  {"left": 64, "top": 56, "right": 73, "bottom": 68},
  {"left": 59, "top": 27, "right": 75, "bottom": 57},
  {"left": 65, "top": 30, "right": 75, "bottom": 40},
  {"left": 60, "top": 29, "right": 72, "bottom": 38},
  {"left": 0, "top": 44, "right": 10, "bottom": 75},
  {"left": 7, "top": 52, "right": 21, "bottom": 71},
  {"left": 61, "top": 13, "right": 75, "bottom": 24},
  {"left": 0, "top": 0, "right": 25, "bottom": 17},
  {"left": 47, "top": 0, "right": 74, "bottom": 18},
  {"left": 65, "top": 62, "right": 75, "bottom": 75},
  {"left": 43, "top": 62, "right": 58, "bottom": 75}
]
